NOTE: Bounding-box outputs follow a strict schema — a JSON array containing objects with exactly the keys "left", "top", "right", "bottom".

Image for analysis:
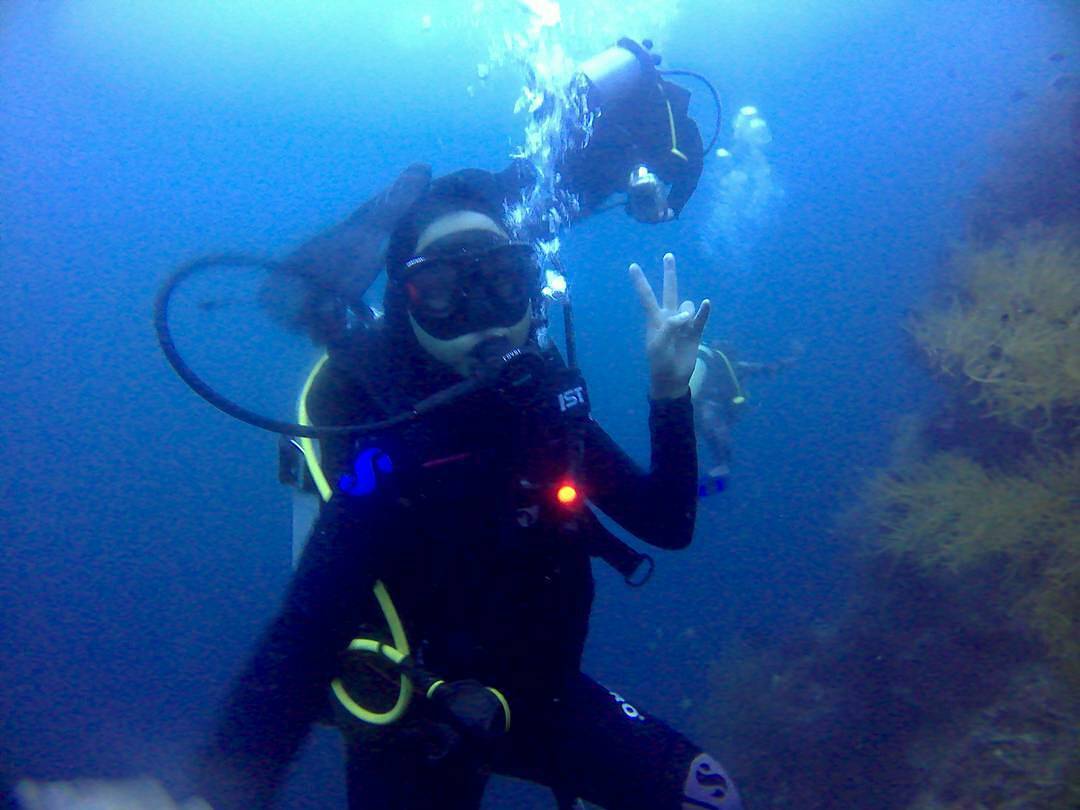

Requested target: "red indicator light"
[{"left": 556, "top": 483, "right": 578, "bottom": 505}]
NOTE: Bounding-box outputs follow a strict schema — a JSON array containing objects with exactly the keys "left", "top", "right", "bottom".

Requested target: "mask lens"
[
  {"left": 483, "top": 243, "right": 536, "bottom": 308},
  {"left": 404, "top": 243, "right": 536, "bottom": 340},
  {"left": 405, "top": 260, "right": 461, "bottom": 318}
]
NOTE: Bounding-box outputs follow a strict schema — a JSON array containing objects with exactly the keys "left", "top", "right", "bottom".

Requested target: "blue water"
[{"left": 1, "top": 1, "right": 1074, "bottom": 807}]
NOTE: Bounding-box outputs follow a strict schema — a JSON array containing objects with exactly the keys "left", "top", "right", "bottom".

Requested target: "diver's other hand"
[
  {"left": 629, "top": 253, "right": 710, "bottom": 399},
  {"left": 15, "top": 777, "right": 211, "bottom": 810}
]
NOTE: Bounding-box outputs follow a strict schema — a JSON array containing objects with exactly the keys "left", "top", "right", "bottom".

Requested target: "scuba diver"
[
  {"left": 690, "top": 341, "right": 801, "bottom": 494},
  {"left": 181, "top": 168, "right": 741, "bottom": 810},
  {"left": 561, "top": 38, "right": 708, "bottom": 223}
]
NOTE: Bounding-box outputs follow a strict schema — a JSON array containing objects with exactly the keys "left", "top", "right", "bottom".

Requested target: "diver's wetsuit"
[{"left": 193, "top": 328, "right": 740, "bottom": 810}]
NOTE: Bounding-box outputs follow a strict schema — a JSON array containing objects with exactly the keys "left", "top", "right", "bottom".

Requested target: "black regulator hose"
[
  {"left": 660, "top": 68, "right": 723, "bottom": 154},
  {"left": 153, "top": 254, "right": 481, "bottom": 438}
]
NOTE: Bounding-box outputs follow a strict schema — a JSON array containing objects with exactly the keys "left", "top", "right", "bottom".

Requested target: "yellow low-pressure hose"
[{"left": 300, "top": 358, "right": 414, "bottom": 725}]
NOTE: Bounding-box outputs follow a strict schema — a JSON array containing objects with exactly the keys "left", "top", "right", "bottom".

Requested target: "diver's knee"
[{"left": 681, "top": 752, "right": 742, "bottom": 810}]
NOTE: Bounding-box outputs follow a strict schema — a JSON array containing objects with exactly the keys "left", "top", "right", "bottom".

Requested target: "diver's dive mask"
[{"left": 400, "top": 237, "right": 538, "bottom": 341}]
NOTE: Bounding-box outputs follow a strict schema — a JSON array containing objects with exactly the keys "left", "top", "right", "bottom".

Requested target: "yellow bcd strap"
[
  {"left": 297, "top": 354, "right": 333, "bottom": 502},
  {"left": 714, "top": 348, "right": 747, "bottom": 405},
  {"left": 695, "top": 345, "right": 747, "bottom": 406},
  {"left": 661, "top": 83, "right": 689, "bottom": 163}
]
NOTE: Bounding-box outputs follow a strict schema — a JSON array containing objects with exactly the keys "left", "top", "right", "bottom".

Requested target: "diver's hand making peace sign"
[{"left": 629, "top": 252, "right": 711, "bottom": 400}]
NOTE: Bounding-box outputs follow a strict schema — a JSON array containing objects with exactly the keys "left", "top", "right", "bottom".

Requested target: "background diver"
[
  {"left": 560, "top": 37, "right": 707, "bottom": 224},
  {"left": 690, "top": 340, "right": 801, "bottom": 494}
]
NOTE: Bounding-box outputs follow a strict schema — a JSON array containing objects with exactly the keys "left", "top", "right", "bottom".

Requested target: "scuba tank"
[
  {"left": 578, "top": 37, "right": 659, "bottom": 109},
  {"left": 578, "top": 42, "right": 647, "bottom": 107}
]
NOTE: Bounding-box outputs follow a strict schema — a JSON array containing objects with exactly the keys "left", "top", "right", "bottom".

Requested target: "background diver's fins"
[{"left": 261, "top": 162, "right": 432, "bottom": 344}]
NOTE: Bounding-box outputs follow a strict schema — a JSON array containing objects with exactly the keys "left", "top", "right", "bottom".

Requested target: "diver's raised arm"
[
  {"left": 581, "top": 253, "right": 709, "bottom": 549},
  {"left": 583, "top": 396, "right": 698, "bottom": 549}
]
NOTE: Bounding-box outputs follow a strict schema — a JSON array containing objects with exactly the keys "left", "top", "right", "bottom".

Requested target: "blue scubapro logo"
[{"left": 339, "top": 447, "right": 393, "bottom": 496}]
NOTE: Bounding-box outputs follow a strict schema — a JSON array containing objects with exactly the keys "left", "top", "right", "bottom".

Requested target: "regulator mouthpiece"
[{"left": 471, "top": 338, "right": 546, "bottom": 406}]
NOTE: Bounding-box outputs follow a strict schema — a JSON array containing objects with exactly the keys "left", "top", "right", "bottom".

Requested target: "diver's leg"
[
  {"left": 696, "top": 402, "right": 733, "bottom": 493},
  {"left": 530, "top": 674, "right": 743, "bottom": 810},
  {"left": 697, "top": 401, "right": 732, "bottom": 477},
  {"left": 343, "top": 720, "right": 489, "bottom": 810}
]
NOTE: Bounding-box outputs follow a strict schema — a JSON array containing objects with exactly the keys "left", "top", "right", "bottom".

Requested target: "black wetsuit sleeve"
[
  {"left": 582, "top": 392, "right": 697, "bottom": 549},
  {"left": 191, "top": 495, "right": 392, "bottom": 810}
]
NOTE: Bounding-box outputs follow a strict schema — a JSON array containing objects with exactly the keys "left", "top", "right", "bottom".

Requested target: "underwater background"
[{"left": 2, "top": 1, "right": 1077, "bottom": 808}]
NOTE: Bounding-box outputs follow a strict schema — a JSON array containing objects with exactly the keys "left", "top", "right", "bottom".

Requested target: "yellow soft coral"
[
  {"left": 911, "top": 225, "right": 1080, "bottom": 433},
  {"left": 865, "top": 451, "right": 1080, "bottom": 668}
]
